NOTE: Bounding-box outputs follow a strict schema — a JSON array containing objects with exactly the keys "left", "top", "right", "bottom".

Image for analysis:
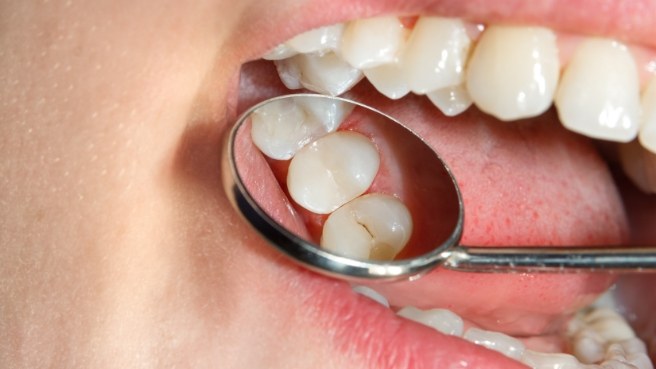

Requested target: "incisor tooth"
[
  {"left": 397, "top": 306, "right": 464, "bottom": 336},
  {"left": 404, "top": 17, "right": 471, "bottom": 94},
  {"left": 363, "top": 63, "right": 409, "bottom": 99},
  {"left": 321, "top": 194, "right": 412, "bottom": 260},
  {"left": 466, "top": 25, "right": 559, "bottom": 121},
  {"left": 464, "top": 327, "right": 525, "bottom": 360},
  {"left": 639, "top": 77, "right": 656, "bottom": 154},
  {"left": 288, "top": 132, "right": 379, "bottom": 214},
  {"left": 555, "top": 39, "right": 641, "bottom": 142},
  {"left": 286, "top": 24, "right": 344, "bottom": 54},
  {"left": 341, "top": 17, "right": 407, "bottom": 69},
  {"left": 274, "top": 52, "right": 364, "bottom": 96},
  {"left": 427, "top": 84, "right": 473, "bottom": 116}
]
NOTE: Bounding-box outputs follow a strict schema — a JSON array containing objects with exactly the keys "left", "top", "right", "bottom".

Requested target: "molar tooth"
[
  {"left": 466, "top": 25, "right": 559, "bottom": 121},
  {"left": 286, "top": 24, "right": 344, "bottom": 54},
  {"left": 288, "top": 132, "right": 379, "bottom": 214},
  {"left": 521, "top": 350, "right": 582, "bottom": 369},
  {"left": 274, "top": 52, "right": 363, "bottom": 96},
  {"left": 463, "top": 327, "right": 525, "bottom": 360},
  {"left": 351, "top": 285, "right": 390, "bottom": 307},
  {"left": 340, "top": 17, "right": 407, "bottom": 69},
  {"left": 555, "top": 39, "right": 640, "bottom": 142},
  {"left": 403, "top": 17, "right": 471, "bottom": 94},
  {"left": 397, "top": 306, "right": 464, "bottom": 336},
  {"left": 639, "top": 77, "right": 656, "bottom": 154},
  {"left": 426, "top": 84, "right": 473, "bottom": 116},
  {"left": 321, "top": 194, "right": 412, "bottom": 260},
  {"left": 363, "top": 63, "right": 410, "bottom": 99}
]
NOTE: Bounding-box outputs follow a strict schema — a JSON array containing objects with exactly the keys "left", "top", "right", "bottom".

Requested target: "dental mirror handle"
[{"left": 442, "top": 246, "right": 656, "bottom": 273}]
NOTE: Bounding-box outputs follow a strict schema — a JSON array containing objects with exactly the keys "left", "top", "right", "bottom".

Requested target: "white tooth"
[
  {"left": 288, "top": 132, "right": 379, "bottom": 214},
  {"left": 321, "top": 193, "right": 412, "bottom": 260},
  {"left": 555, "top": 38, "right": 640, "bottom": 142},
  {"left": 521, "top": 350, "right": 582, "bottom": 369},
  {"left": 426, "top": 84, "right": 473, "bottom": 116},
  {"left": 463, "top": 327, "right": 525, "bottom": 360},
  {"left": 618, "top": 139, "right": 656, "bottom": 194},
  {"left": 340, "top": 16, "right": 407, "bottom": 69},
  {"left": 363, "top": 63, "right": 410, "bottom": 99},
  {"left": 274, "top": 52, "right": 364, "bottom": 95},
  {"left": 287, "top": 24, "right": 344, "bottom": 54},
  {"left": 397, "top": 306, "right": 464, "bottom": 336},
  {"left": 250, "top": 97, "right": 351, "bottom": 160},
  {"left": 466, "top": 25, "right": 560, "bottom": 121},
  {"left": 604, "top": 340, "right": 654, "bottom": 369},
  {"left": 263, "top": 43, "right": 298, "bottom": 60},
  {"left": 571, "top": 329, "right": 606, "bottom": 364},
  {"left": 639, "top": 77, "right": 656, "bottom": 154},
  {"left": 403, "top": 17, "right": 471, "bottom": 94},
  {"left": 583, "top": 308, "right": 636, "bottom": 343},
  {"left": 351, "top": 285, "right": 390, "bottom": 307}
]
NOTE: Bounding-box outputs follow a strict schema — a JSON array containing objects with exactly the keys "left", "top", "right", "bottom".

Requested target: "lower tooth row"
[
  {"left": 266, "top": 16, "right": 656, "bottom": 156},
  {"left": 352, "top": 286, "right": 653, "bottom": 369}
]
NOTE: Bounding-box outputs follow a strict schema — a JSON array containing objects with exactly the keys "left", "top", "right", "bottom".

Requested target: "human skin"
[{"left": 1, "top": 0, "right": 656, "bottom": 368}]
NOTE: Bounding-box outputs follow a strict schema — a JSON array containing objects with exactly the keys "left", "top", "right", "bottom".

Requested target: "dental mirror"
[{"left": 223, "top": 94, "right": 656, "bottom": 282}]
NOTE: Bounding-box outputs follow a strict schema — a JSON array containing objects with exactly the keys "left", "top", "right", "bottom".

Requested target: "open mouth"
[{"left": 227, "top": 2, "right": 656, "bottom": 368}]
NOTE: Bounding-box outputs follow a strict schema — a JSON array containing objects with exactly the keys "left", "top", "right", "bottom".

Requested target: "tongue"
[{"left": 237, "top": 60, "right": 627, "bottom": 337}]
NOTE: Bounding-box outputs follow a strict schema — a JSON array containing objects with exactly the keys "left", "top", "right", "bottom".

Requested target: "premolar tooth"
[
  {"left": 397, "top": 306, "right": 464, "bottom": 336},
  {"left": 340, "top": 17, "right": 407, "bottom": 69},
  {"left": 403, "top": 17, "right": 471, "bottom": 94},
  {"left": 639, "top": 77, "right": 656, "bottom": 154},
  {"left": 463, "top": 327, "right": 525, "bottom": 360},
  {"left": 321, "top": 194, "right": 412, "bottom": 260},
  {"left": 363, "top": 63, "right": 410, "bottom": 99},
  {"left": 274, "top": 52, "right": 363, "bottom": 96},
  {"left": 466, "top": 25, "right": 559, "bottom": 121},
  {"left": 286, "top": 24, "right": 344, "bottom": 54},
  {"left": 427, "top": 84, "right": 473, "bottom": 116},
  {"left": 555, "top": 39, "right": 640, "bottom": 142},
  {"left": 263, "top": 43, "right": 298, "bottom": 60},
  {"left": 288, "top": 132, "right": 379, "bottom": 214}
]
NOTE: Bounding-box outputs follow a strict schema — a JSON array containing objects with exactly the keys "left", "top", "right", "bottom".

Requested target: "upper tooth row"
[
  {"left": 265, "top": 16, "right": 656, "bottom": 154},
  {"left": 353, "top": 286, "right": 653, "bottom": 369}
]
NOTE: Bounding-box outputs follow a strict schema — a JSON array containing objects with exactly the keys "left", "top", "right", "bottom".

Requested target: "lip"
[{"left": 227, "top": 1, "right": 654, "bottom": 367}]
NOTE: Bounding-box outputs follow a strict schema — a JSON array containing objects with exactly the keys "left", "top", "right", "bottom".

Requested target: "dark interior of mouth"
[{"left": 235, "top": 57, "right": 656, "bottom": 362}]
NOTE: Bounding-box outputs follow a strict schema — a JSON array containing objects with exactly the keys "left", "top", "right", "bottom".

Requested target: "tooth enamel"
[
  {"left": 555, "top": 38, "right": 640, "bottom": 142},
  {"left": 288, "top": 132, "right": 379, "bottom": 214},
  {"left": 403, "top": 17, "right": 471, "bottom": 94},
  {"left": 363, "top": 63, "right": 410, "bottom": 99},
  {"left": 263, "top": 43, "right": 298, "bottom": 60},
  {"left": 639, "top": 77, "right": 656, "bottom": 154},
  {"left": 340, "top": 16, "right": 407, "bottom": 69},
  {"left": 250, "top": 97, "right": 351, "bottom": 160},
  {"left": 463, "top": 327, "right": 525, "bottom": 360},
  {"left": 466, "top": 25, "right": 559, "bottom": 121},
  {"left": 520, "top": 350, "right": 582, "bottom": 369},
  {"left": 321, "top": 193, "right": 412, "bottom": 260},
  {"left": 604, "top": 340, "right": 654, "bottom": 369},
  {"left": 351, "top": 285, "right": 390, "bottom": 307},
  {"left": 274, "top": 52, "right": 364, "bottom": 95},
  {"left": 397, "top": 306, "right": 464, "bottom": 336},
  {"left": 286, "top": 24, "right": 344, "bottom": 54},
  {"left": 582, "top": 308, "right": 636, "bottom": 343},
  {"left": 571, "top": 329, "right": 606, "bottom": 364},
  {"left": 426, "top": 84, "right": 473, "bottom": 116}
]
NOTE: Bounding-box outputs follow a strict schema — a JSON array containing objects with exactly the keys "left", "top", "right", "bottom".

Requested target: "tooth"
[
  {"left": 555, "top": 38, "right": 640, "bottom": 142},
  {"left": 286, "top": 24, "right": 344, "bottom": 54},
  {"left": 351, "top": 285, "right": 390, "bottom": 307},
  {"left": 520, "top": 350, "right": 582, "bottom": 369},
  {"left": 639, "top": 77, "right": 656, "bottom": 154},
  {"left": 466, "top": 25, "right": 559, "bottom": 121},
  {"left": 426, "top": 84, "right": 473, "bottom": 116},
  {"left": 274, "top": 52, "right": 364, "bottom": 95},
  {"left": 263, "top": 43, "right": 298, "bottom": 60},
  {"left": 571, "top": 329, "right": 605, "bottom": 364},
  {"left": 618, "top": 140, "right": 656, "bottom": 194},
  {"left": 582, "top": 308, "right": 636, "bottom": 343},
  {"left": 604, "top": 340, "right": 654, "bottom": 369},
  {"left": 320, "top": 193, "right": 412, "bottom": 260},
  {"left": 403, "top": 17, "right": 471, "bottom": 94},
  {"left": 397, "top": 306, "right": 464, "bottom": 336},
  {"left": 288, "top": 132, "right": 380, "bottom": 214},
  {"left": 362, "top": 62, "right": 410, "bottom": 99},
  {"left": 340, "top": 16, "right": 407, "bottom": 69},
  {"left": 463, "top": 327, "right": 525, "bottom": 360},
  {"left": 250, "top": 97, "right": 350, "bottom": 160}
]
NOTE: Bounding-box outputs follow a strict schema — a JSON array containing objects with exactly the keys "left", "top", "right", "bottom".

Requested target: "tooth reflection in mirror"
[{"left": 224, "top": 94, "right": 462, "bottom": 281}]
